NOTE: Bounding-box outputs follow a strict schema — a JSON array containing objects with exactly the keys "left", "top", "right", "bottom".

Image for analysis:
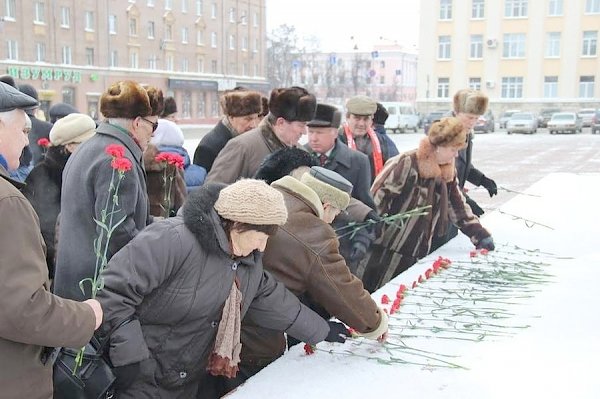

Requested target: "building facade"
[
  {"left": 1, "top": 0, "right": 267, "bottom": 123},
  {"left": 417, "top": 0, "right": 600, "bottom": 114}
]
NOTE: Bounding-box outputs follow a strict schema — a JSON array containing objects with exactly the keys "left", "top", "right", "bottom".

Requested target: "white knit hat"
[
  {"left": 214, "top": 179, "right": 288, "bottom": 225},
  {"left": 49, "top": 113, "right": 96, "bottom": 146},
  {"left": 151, "top": 119, "right": 185, "bottom": 147}
]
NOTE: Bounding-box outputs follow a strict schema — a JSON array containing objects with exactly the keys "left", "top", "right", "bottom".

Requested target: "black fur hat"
[
  {"left": 268, "top": 86, "right": 316, "bottom": 122},
  {"left": 254, "top": 147, "right": 317, "bottom": 184},
  {"left": 308, "top": 103, "right": 342, "bottom": 128},
  {"left": 373, "top": 103, "right": 389, "bottom": 125}
]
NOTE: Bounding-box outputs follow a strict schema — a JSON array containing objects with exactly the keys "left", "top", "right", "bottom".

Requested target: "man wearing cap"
[
  {"left": 338, "top": 95, "right": 394, "bottom": 183},
  {"left": 54, "top": 80, "right": 164, "bottom": 301},
  {"left": 23, "top": 113, "right": 97, "bottom": 278},
  {"left": 206, "top": 86, "right": 316, "bottom": 184},
  {"left": 193, "top": 87, "right": 262, "bottom": 174},
  {"left": 48, "top": 102, "right": 79, "bottom": 123},
  {"left": 0, "top": 81, "right": 103, "bottom": 398},
  {"left": 229, "top": 166, "right": 388, "bottom": 393}
]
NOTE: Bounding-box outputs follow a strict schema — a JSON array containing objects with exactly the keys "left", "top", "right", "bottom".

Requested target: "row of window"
[
  {"left": 436, "top": 76, "right": 596, "bottom": 98},
  {"left": 438, "top": 31, "right": 598, "bottom": 59},
  {"left": 439, "top": 0, "right": 600, "bottom": 20}
]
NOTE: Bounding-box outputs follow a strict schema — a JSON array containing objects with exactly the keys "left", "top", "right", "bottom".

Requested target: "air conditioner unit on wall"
[
  {"left": 486, "top": 38, "right": 498, "bottom": 48},
  {"left": 485, "top": 80, "right": 495, "bottom": 89}
]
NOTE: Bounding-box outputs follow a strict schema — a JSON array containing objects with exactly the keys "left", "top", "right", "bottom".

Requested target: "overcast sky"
[{"left": 265, "top": 0, "right": 420, "bottom": 52}]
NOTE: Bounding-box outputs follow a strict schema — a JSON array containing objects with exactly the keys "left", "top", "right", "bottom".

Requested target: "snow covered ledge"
[{"left": 228, "top": 173, "right": 600, "bottom": 399}]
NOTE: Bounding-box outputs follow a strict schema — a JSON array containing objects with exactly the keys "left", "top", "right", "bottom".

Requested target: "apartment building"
[
  {"left": 1, "top": 0, "right": 267, "bottom": 123},
  {"left": 417, "top": 0, "right": 600, "bottom": 114}
]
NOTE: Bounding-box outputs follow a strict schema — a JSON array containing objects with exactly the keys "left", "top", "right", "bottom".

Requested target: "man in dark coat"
[
  {"left": 193, "top": 87, "right": 262, "bottom": 174},
  {"left": 372, "top": 102, "right": 399, "bottom": 158},
  {"left": 54, "top": 80, "right": 164, "bottom": 301},
  {"left": 18, "top": 84, "right": 53, "bottom": 166}
]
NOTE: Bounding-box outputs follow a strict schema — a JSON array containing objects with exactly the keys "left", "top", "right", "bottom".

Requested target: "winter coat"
[
  {"left": 54, "top": 122, "right": 150, "bottom": 301},
  {"left": 193, "top": 119, "right": 235, "bottom": 174},
  {"left": 22, "top": 146, "right": 71, "bottom": 278},
  {"left": 338, "top": 126, "right": 394, "bottom": 183},
  {"left": 356, "top": 139, "right": 492, "bottom": 292},
  {"left": 26, "top": 112, "right": 53, "bottom": 166},
  {"left": 240, "top": 176, "right": 383, "bottom": 367},
  {"left": 374, "top": 124, "right": 400, "bottom": 158},
  {"left": 0, "top": 166, "right": 95, "bottom": 399},
  {"left": 96, "top": 183, "right": 329, "bottom": 398},
  {"left": 143, "top": 144, "right": 187, "bottom": 217},
  {"left": 205, "top": 118, "right": 288, "bottom": 184},
  {"left": 158, "top": 144, "right": 206, "bottom": 192},
  {"left": 456, "top": 131, "right": 484, "bottom": 189}
]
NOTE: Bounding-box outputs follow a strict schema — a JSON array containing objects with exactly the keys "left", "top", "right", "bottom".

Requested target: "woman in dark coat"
[
  {"left": 23, "top": 113, "right": 96, "bottom": 278},
  {"left": 97, "top": 179, "right": 342, "bottom": 398}
]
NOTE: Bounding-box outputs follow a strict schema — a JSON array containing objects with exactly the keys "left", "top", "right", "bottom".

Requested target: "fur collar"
[
  {"left": 415, "top": 137, "right": 455, "bottom": 183},
  {"left": 271, "top": 175, "right": 324, "bottom": 219}
]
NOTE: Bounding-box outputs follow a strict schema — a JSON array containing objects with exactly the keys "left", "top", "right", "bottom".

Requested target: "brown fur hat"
[
  {"left": 259, "top": 96, "right": 269, "bottom": 118},
  {"left": 268, "top": 86, "right": 316, "bottom": 122},
  {"left": 160, "top": 96, "right": 177, "bottom": 118},
  {"left": 453, "top": 89, "right": 488, "bottom": 115},
  {"left": 428, "top": 117, "right": 467, "bottom": 148},
  {"left": 220, "top": 88, "right": 262, "bottom": 117},
  {"left": 100, "top": 80, "right": 164, "bottom": 119}
]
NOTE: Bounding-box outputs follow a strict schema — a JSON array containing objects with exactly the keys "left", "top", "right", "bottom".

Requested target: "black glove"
[
  {"left": 466, "top": 197, "right": 485, "bottom": 217},
  {"left": 365, "top": 210, "right": 383, "bottom": 238},
  {"left": 325, "top": 321, "right": 350, "bottom": 343},
  {"left": 113, "top": 362, "right": 141, "bottom": 391},
  {"left": 480, "top": 176, "right": 498, "bottom": 197},
  {"left": 476, "top": 236, "right": 495, "bottom": 251}
]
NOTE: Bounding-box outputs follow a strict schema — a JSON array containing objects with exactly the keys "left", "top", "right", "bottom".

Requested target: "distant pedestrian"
[{"left": 48, "top": 103, "right": 78, "bottom": 123}]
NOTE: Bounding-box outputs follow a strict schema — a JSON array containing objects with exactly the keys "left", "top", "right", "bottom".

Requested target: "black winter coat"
[
  {"left": 26, "top": 112, "right": 53, "bottom": 166},
  {"left": 193, "top": 120, "right": 235, "bottom": 173}
]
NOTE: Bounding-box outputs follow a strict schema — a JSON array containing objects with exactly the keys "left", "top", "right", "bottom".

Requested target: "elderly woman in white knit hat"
[
  {"left": 23, "top": 113, "right": 96, "bottom": 278},
  {"left": 96, "top": 179, "right": 346, "bottom": 398}
]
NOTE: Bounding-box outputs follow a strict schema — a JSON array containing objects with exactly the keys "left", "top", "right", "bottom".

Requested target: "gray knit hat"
[
  {"left": 214, "top": 179, "right": 288, "bottom": 225},
  {"left": 300, "top": 166, "right": 352, "bottom": 210}
]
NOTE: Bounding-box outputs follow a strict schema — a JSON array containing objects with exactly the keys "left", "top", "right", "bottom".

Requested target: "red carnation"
[
  {"left": 425, "top": 268, "right": 433, "bottom": 279},
  {"left": 111, "top": 157, "right": 133, "bottom": 173},
  {"left": 166, "top": 153, "right": 185, "bottom": 169},
  {"left": 480, "top": 248, "right": 489, "bottom": 255},
  {"left": 303, "top": 343, "right": 315, "bottom": 355},
  {"left": 412, "top": 281, "right": 417, "bottom": 289},
  {"left": 418, "top": 275, "right": 424, "bottom": 283},
  {"left": 381, "top": 294, "right": 390, "bottom": 304},
  {"left": 105, "top": 144, "right": 125, "bottom": 158},
  {"left": 37, "top": 138, "right": 51, "bottom": 148},
  {"left": 155, "top": 153, "right": 170, "bottom": 163},
  {"left": 347, "top": 327, "right": 359, "bottom": 338},
  {"left": 470, "top": 250, "right": 478, "bottom": 258},
  {"left": 398, "top": 284, "right": 407, "bottom": 294}
]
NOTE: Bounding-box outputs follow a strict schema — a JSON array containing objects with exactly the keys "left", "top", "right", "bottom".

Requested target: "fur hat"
[
  {"left": 100, "top": 81, "right": 164, "bottom": 119},
  {"left": 259, "top": 96, "right": 269, "bottom": 118},
  {"left": 428, "top": 117, "right": 467, "bottom": 148},
  {"left": 254, "top": 147, "right": 317, "bottom": 184},
  {"left": 453, "top": 89, "right": 488, "bottom": 116},
  {"left": 300, "top": 166, "right": 352, "bottom": 210},
  {"left": 373, "top": 103, "right": 389, "bottom": 125},
  {"left": 220, "top": 89, "right": 262, "bottom": 117},
  {"left": 346, "top": 95, "right": 377, "bottom": 116},
  {"left": 160, "top": 96, "right": 178, "bottom": 118},
  {"left": 268, "top": 86, "right": 317, "bottom": 122},
  {"left": 151, "top": 119, "right": 185, "bottom": 147},
  {"left": 308, "top": 103, "right": 342, "bottom": 128},
  {"left": 214, "top": 179, "right": 288, "bottom": 225},
  {"left": 49, "top": 113, "right": 96, "bottom": 146}
]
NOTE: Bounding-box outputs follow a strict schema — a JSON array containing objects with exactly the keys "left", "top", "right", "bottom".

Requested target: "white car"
[
  {"left": 547, "top": 112, "right": 582, "bottom": 134},
  {"left": 577, "top": 108, "right": 596, "bottom": 127},
  {"left": 506, "top": 112, "right": 537, "bottom": 134}
]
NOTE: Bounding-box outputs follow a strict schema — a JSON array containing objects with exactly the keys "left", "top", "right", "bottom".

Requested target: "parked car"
[
  {"left": 499, "top": 109, "right": 521, "bottom": 129},
  {"left": 506, "top": 112, "right": 538, "bottom": 134},
  {"left": 537, "top": 108, "right": 561, "bottom": 128},
  {"left": 590, "top": 110, "right": 599, "bottom": 134},
  {"left": 577, "top": 108, "right": 597, "bottom": 127},
  {"left": 473, "top": 110, "right": 495, "bottom": 133},
  {"left": 422, "top": 110, "right": 449, "bottom": 134},
  {"left": 547, "top": 112, "right": 582, "bottom": 134},
  {"left": 381, "top": 102, "right": 420, "bottom": 133}
]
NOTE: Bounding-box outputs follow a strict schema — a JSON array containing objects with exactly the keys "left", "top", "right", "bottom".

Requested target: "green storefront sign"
[{"left": 6, "top": 66, "right": 82, "bottom": 84}]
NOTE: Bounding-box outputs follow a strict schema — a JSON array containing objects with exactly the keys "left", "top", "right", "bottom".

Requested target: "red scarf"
[{"left": 343, "top": 124, "right": 384, "bottom": 176}]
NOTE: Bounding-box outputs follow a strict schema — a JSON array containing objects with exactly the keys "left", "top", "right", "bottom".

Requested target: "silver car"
[
  {"left": 506, "top": 112, "right": 538, "bottom": 134},
  {"left": 548, "top": 112, "right": 582, "bottom": 134}
]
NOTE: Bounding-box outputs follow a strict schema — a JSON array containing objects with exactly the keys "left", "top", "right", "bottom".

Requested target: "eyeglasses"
[{"left": 140, "top": 117, "right": 158, "bottom": 132}]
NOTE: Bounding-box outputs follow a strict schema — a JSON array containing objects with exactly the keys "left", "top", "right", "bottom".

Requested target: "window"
[
  {"left": 579, "top": 76, "right": 595, "bottom": 97},
  {"left": 211, "top": 3, "right": 217, "bottom": 18},
  {"left": 253, "top": 37, "right": 259, "bottom": 52},
  {"left": 438, "top": 36, "right": 451, "bottom": 59},
  {"left": 148, "top": 55, "right": 158, "bottom": 69},
  {"left": 240, "top": 10, "right": 247, "bottom": 25},
  {"left": 165, "top": 0, "right": 172, "bottom": 10},
  {"left": 229, "top": 7, "right": 236, "bottom": 22},
  {"left": 472, "top": 0, "right": 484, "bottom": 18},
  {"left": 504, "top": 0, "right": 528, "bottom": 17},
  {"left": 130, "top": 51, "right": 138, "bottom": 69},
  {"left": 34, "top": 1, "right": 45, "bottom": 23},
  {"left": 502, "top": 33, "right": 526, "bottom": 58},
  {"left": 181, "top": 58, "right": 189, "bottom": 72},
  {"left": 545, "top": 32, "right": 560, "bottom": 57},
  {"left": 548, "top": 0, "right": 563, "bottom": 15},
  {"left": 35, "top": 42, "right": 45, "bottom": 62},
  {"left": 197, "top": 93, "right": 206, "bottom": 117},
  {"left": 582, "top": 31, "right": 597, "bottom": 56},
  {"left": 254, "top": 63, "right": 259, "bottom": 76},
  {"left": 7, "top": 40, "right": 18, "bottom": 60},
  {"left": 129, "top": 18, "right": 137, "bottom": 36},
  {"left": 197, "top": 30, "right": 204, "bottom": 45},
  {"left": 379, "top": 76, "right": 385, "bottom": 84},
  {"left": 197, "top": 56, "right": 204, "bottom": 72},
  {"left": 61, "top": 7, "right": 70, "bottom": 27},
  {"left": 211, "top": 32, "right": 217, "bottom": 48},
  {"left": 62, "top": 87, "right": 74, "bottom": 105},
  {"left": 182, "top": 27, "right": 189, "bottom": 44},
  {"left": 543, "top": 76, "right": 558, "bottom": 97},
  {"left": 585, "top": 0, "right": 600, "bottom": 13},
  {"left": 470, "top": 34, "right": 483, "bottom": 58},
  {"left": 85, "top": 48, "right": 94, "bottom": 65},
  {"left": 437, "top": 78, "right": 450, "bottom": 98},
  {"left": 166, "top": 54, "right": 174, "bottom": 71},
  {"left": 196, "top": 0, "right": 203, "bottom": 16},
  {"left": 109, "top": 15, "right": 117, "bottom": 34},
  {"left": 241, "top": 36, "right": 248, "bottom": 51},
  {"left": 62, "top": 46, "right": 72, "bottom": 64},
  {"left": 110, "top": 50, "right": 118, "bottom": 67},
  {"left": 212, "top": 97, "right": 219, "bottom": 117},
  {"left": 211, "top": 60, "right": 218, "bottom": 73},
  {"left": 469, "top": 77, "right": 481, "bottom": 90},
  {"left": 148, "top": 21, "right": 155, "bottom": 39},
  {"left": 439, "top": 0, "right": 452, "bottom": 19},
  {"left": 85, "top": 11, "right": 94, "bottom": 32},
  {"left": 165, "top": 24, "right": 173, "bottom": 41},
  {"left": 182, "top": 92, "right": 191, "bottom": 118},
  {"left": 182, "top": 0, "right": 188, "bottom": 13},
  {"left": 147, "top": 0, "right": 154, "bottom": 5},
  {"left": 501, "top": 77, "right": 523, "bottom": 98},
  {"left": 253, "top": 11, "right": 258, "bottom": 27},
  {"left": 229, "top": 34, "right": 235, "bottom": 49},
  {"left": 5, "top": 0, "right": 16, "bottom": 19}
]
